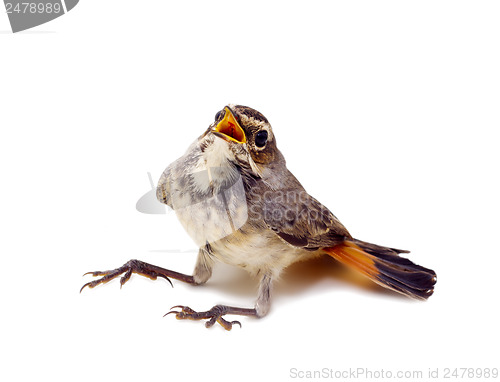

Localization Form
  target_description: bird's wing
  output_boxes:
[156,166,173,208]
[262,190,351,249]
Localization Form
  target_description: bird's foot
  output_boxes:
[80,259,196,292]
[165,305,257,331]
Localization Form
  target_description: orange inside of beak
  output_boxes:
[215,107,246,144]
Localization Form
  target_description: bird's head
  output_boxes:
[200,105,280,175]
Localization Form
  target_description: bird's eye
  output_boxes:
[255,130,268,148]
[215,110,224,121]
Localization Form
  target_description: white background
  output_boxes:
[1,1,499,381]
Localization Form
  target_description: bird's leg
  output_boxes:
[191,245,214,284]
[255,273,273,317]
[80,246,214,292]
[166,273,273,330]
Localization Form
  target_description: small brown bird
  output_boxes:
[81,105,437,330]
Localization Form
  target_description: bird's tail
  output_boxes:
[324,239,436,300]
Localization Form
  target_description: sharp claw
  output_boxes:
[157,274,174,288]
[83,271,108,277]
[80,282,91,293]
[231,320,242,328]
[170,305,196,314]
[164,311,180,317]
[170,305,185,310]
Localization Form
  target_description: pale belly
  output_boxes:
[209,225,321,277]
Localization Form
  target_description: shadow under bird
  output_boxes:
[81,104,437,330]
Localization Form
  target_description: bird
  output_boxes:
[81,104,437,330]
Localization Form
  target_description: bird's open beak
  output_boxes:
[214,107,246,144]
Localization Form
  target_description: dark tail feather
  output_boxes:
[324,239,436,300]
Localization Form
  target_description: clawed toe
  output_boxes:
[164,304,243,331]
[80,260,174,293]
[206,316,241,330]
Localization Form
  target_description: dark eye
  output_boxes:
[255,130,268,147]
[215,110,224,121]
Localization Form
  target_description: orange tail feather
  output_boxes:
[324,240,436,300]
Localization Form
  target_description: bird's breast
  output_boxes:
[169,141,248,247]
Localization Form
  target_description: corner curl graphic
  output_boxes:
[4,0,79,33]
